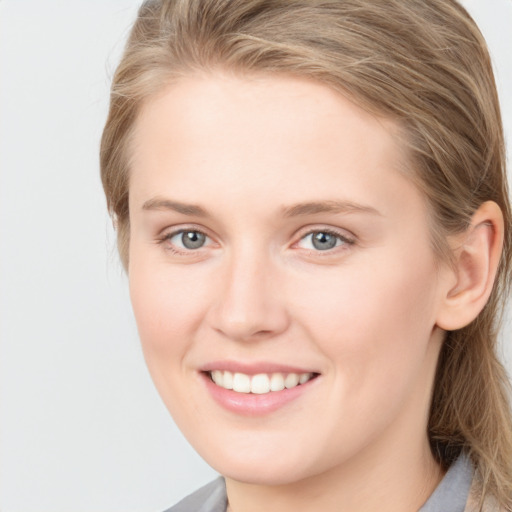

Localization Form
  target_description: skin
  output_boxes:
[127,72,458,512]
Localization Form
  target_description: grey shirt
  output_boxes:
[165,454,473,512]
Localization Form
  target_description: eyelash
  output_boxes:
[157,226,356,256]
[295,228,355,253]
[157,227,212,256]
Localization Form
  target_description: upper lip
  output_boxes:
[198,360,320,375]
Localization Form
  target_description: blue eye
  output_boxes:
[298,231,350,251]
[168,230,208,250]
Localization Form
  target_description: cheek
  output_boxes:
[127,257,213,424]
[284,259,441,454]
[128,256,209,359]
[288,251,440,381]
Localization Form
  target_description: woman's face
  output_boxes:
[128,73,451,485]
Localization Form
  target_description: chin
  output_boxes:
[195,435,326,486]
[215,459,313,486]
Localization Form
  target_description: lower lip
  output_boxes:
[201,372,318,416]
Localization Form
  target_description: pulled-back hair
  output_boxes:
[100,0,512,507]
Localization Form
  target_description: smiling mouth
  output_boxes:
[207,370,318,395]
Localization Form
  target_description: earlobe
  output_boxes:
[436,201,504,331]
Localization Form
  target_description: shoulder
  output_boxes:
[162,477,227,512]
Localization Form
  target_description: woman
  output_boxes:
[100,0,512,510]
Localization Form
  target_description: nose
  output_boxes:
[206,248,290,342]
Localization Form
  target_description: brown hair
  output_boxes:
[100,0,512,507]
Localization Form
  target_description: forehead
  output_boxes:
[129,72,423,220]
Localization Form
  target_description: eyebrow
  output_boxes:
[142,197,208,217]
[282,200,381,217]
[141,197,381,218]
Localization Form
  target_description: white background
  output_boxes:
[0,1,510,511]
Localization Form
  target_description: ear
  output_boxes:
[436,201,504,331]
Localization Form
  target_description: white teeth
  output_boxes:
[223,370,233,390]
[270,373,285,391]
[251,374,270,394]
[209,370,314,394]
[299,372,311,384]
[233,372,251,393]
[284,373,299,389]
[211,370,223,387]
